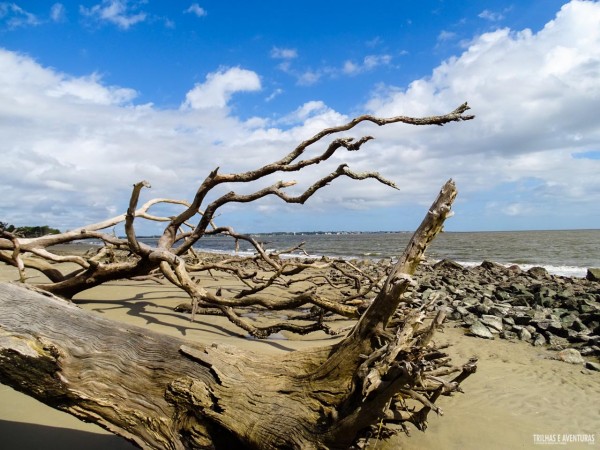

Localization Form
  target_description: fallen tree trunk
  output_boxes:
[0,181,476,449]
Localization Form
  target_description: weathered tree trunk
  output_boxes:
[0,181,476,449]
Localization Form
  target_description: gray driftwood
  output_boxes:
[0,104,474,338]
[0,181,476,449]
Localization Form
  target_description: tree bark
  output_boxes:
[0,181,476,449]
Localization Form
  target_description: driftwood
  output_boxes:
[0,104,474,337]
[0,180,477,449]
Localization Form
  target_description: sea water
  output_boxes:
[177,229,600,278]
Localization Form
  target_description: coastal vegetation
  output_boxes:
[0,222,60,238]
[0,105,482,449]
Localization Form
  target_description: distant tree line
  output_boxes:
[0,222,61,238]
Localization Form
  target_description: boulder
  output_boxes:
[500,330,518,340]
[469,320,494,339]
[480,260,507,272]
[585,361,600,371]
[513,314,532,326]
[518,327,532,342]
[586,268,600,282]
[489,305,510,317]
[571,318,590,334]
[548,322,569,338]
[433,259,465,272]
[555,348,585,364]
[532,333,547,347]
[528,266,549,278]
[481,314,503,332]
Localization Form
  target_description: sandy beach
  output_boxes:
[0,261,598,450]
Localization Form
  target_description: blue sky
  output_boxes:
[1,1,599,234]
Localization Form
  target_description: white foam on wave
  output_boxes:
[193,248,591,279]
[453,260,587,278]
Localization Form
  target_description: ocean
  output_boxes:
[172,229,600,278]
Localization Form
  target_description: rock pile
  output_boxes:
[408,259,600,367]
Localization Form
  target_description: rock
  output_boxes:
[585,361,600,371]
[455,306,470,317]
[579,303,596,314]
[571,318,590,334]
[548,322,569,338]
[546,334,569,349]
[480,260,507,272]
[502,316,515,327]
[557,288,575,301]
[560,313,578,328]
[518,327,532,342]
[433,259,465,272]
[446,284,466,296]
[528,266,549,278]
[462,313,478,326]
[481,314,503,331]
[531,319,548,330]
[567,331,590,343]
[586,268,600,282]
[474,304,491,315]
[555,348,585,364]
[509,283,529,295]
[532,333,547,346]
[469,320,494,339]
[449,310,463,321]
[525,325,537,334]
[513,314,532,326]
[512,295,533,307]
[580,347,596,356]
[489,305,510,317]
[462,296,479,306]
[494,290,511,302]
[534,287,557,307]
[500,330,517,340]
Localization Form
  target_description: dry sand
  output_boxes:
[1,263,598,450]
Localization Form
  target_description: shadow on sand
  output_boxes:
[0,420,138,450]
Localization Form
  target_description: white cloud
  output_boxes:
[297,70,321,86]
[363,0,600,221]
[437,30,456,42]
[0,49,264,230]
[478,9,504,22]
[1,1,600,232]
[80,0,146,29]
[182,67,261,110]
[47,73,137,105]
[0,2,40,28]
[265,88,283,102]
[343,54,392,75]
[185,3,206,18]
[50,3,66,22]
[271,47,298,59]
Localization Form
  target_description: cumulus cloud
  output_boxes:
[0,49,265,231]
[182,67,261,110]
[80,0,147,29]
[363,0,600,225]
[1,1,600,232]
[184,3,206,18]
[47,73,137,105]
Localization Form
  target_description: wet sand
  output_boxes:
[0,264,598,449]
